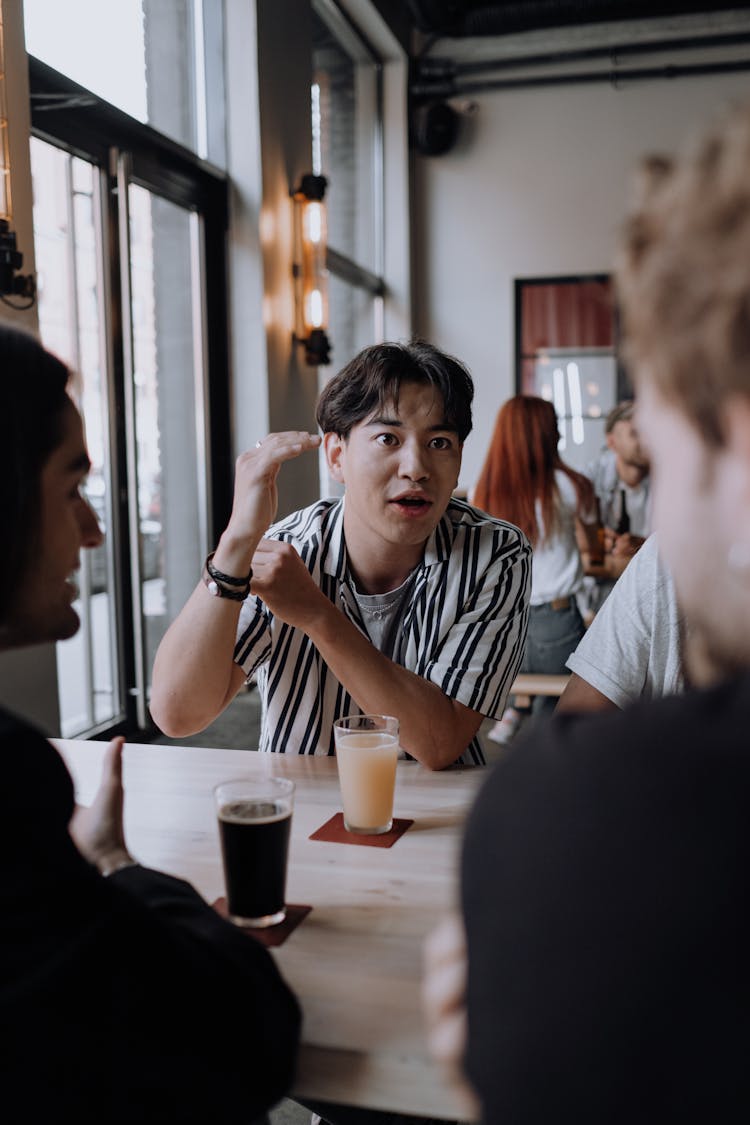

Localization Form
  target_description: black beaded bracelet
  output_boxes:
[202,551,252,601]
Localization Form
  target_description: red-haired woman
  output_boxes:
[474,395,602,741]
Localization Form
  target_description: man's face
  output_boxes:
[324,380,462,570]
[6,400,103,646]
[607,417,650,471]
[636,381,750,676]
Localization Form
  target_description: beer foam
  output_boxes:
[338,732,395,751]
[219,798,291,825]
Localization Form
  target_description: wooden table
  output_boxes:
[55,739,483,1121]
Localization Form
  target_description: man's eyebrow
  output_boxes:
[365,415,457,432]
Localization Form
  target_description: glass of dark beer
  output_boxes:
[214,776,295,928]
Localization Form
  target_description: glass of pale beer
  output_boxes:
[333,714,399,835]
[214,776,295,927]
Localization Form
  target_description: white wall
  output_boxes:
[412,69,750,495]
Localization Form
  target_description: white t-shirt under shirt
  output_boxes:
[531,471,597,606]
[566,533,685,707]
[351,571,417,657]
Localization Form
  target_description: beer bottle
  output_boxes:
[614,487,630,535]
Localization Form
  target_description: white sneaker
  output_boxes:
[488,708,521,745]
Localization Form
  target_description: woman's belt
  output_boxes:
[530,595,575,612]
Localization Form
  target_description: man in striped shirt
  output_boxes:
[151,341,530,767]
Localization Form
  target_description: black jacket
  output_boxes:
[0,709,301,1123]
[463,675,750,1123]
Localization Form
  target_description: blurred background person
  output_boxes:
[473,395,601,743]
[581,398,651,617]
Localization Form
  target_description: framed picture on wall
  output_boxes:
[514,274,632,472]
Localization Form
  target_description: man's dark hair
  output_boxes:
[316,340,474,441]
[0,325,71,621]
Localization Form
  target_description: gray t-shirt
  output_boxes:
[566,533,685,708]
[351,571,417,658]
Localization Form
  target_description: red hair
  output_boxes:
[474,395,595,546]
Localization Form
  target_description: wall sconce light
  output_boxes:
[292,173,331,366]
[0,10,35,306]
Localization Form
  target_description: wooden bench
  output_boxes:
[510,673,570,708]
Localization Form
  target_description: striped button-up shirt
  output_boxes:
[234,497,530,764]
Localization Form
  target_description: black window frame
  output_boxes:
[29,55,233,738]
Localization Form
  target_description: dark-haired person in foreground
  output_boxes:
[0,323,300,1123]
[427,103,750,1122]
[151,341,530,768]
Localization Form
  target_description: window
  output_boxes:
[515,275,629,472]
[31,141,121,735]
[24,0,225,163]
[28,51,230,738]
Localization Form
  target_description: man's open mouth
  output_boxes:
[391,495,432,512]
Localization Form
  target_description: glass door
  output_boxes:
[27,14,231,739]
[31,138,122,736]
[120,169,209,726]
[31,135,215,737]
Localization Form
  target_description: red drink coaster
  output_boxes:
[309,812,414,847]
[212,899,312,946]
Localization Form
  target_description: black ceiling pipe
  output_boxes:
[410,27,750,99]
[407,0,750,38]
[431,29,750,78]
[407,1,482,37]
[413,55,750,101]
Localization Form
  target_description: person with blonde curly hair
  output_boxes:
[426,101,750,1124]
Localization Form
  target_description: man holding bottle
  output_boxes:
[582,398,651,615]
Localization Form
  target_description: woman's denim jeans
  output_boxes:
[520,599,586,716]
